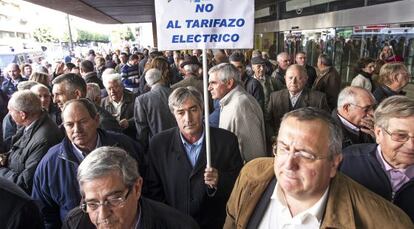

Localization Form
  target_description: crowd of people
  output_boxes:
[0,45,413,228]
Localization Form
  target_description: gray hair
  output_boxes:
[30,84,50,95]
[145,68,162,87]
[77,146,140,193]
[183,64,199,75]
[102,73,122,89]
[61,98,98,122]
[208,63,241,84]
[17,80,39,91]
[280,107,343,159]
[8,90,42,117]
[169,86,203,113]
[318,54,333,67]
[86,83,101,102]
[374,95,414,129]
[337,86,374,108]
[277,52,289,62]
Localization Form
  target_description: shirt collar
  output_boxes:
[180,130,205,147]
[289,90,303,99]
[337,113,360,133]
[376,145,414,178]
[273,182,329,223]
[71,133,101,160]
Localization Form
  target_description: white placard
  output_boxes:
[155,0,254,51]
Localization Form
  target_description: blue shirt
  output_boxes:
[180,131,205,167]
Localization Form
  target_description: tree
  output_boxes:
[33,27,58,43]
[76,29,109,43]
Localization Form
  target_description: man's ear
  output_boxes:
[74,89,83,99]
[227,79,236,89]
[19,111,27,121]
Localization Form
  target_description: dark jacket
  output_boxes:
[267,88,329,134]
[0,177,44,229]
[270,67,286,91]
[134,85,177,152]
[373,85,402,104]
[0,112,63,193]
[305,64,317,88]
[31,129,145,229]
[62,197,200,229]
[312,66,341,111]
[244,75,265,111]
[340,143,414,222]
[96,105,123,132]
[83,72,104,89]
[146,127,243,229]
[2,113,17,151]
[331,110,375,148]
[101,89,136,138]
[1,76,27,98]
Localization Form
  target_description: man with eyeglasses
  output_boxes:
[333,86,376,148]
[62,146,199,229]
[224,107,413,228]
[340,96,414,222]
[32,99,145,229]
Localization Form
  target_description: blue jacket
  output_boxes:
[340,143,414,222]
[1,76,27,98]
[31,129,145,229]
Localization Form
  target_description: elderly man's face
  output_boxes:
[106,81,124,103]
[346,92,375,127]
[173,97,203,140]
[252,64,265,78]
[278,55,291,70]
[275,117,341,201]
[395,70,410,91]
[8,65,21,80]
[52,83,77,110]
[375,116,414,168]
[285,67,307,95]
[208,72,232,100]
[7,105,24,126]
[62,102,99,152]
[295,53,307,66]
[82,171,142,229]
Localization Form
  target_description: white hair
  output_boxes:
[102,73,122,88]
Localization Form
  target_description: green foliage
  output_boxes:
[33,27,59,43]
[76,29,109,43]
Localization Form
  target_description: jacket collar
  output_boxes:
[58,128,118,164]
[220,85,243,108]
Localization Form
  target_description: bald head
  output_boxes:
[7,63,21,80]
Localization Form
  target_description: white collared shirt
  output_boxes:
[258,182,329,229]
[72,134,101,161]
[337,113,360,133]
[110,97,124,121]
[289,90,303,107]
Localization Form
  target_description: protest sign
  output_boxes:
[155,0,254,50]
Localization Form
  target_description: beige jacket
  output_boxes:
[224,158,414,229]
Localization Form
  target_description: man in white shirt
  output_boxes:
[224,107,413,229]
[267,64,329,137]
[333,86,376,148]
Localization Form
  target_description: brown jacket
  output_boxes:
[224,158,413,229]
[312,66,341,111]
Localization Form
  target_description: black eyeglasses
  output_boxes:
[80,187,132,213]
[382,128,414,142]
[273,143,328,163]
[350,103,376,113]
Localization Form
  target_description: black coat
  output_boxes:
[0,112,63,193]
[340,143,414,222]
[101,89,137,138]
[145,127,243,229]
[331,110,375,148]
[62,197,200,229]
[0,177,43,229]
